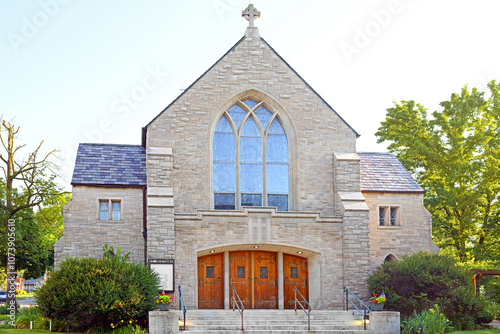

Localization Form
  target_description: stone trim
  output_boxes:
[334,153,360,161]
[174,208,342,223]
[147,147,173,155]
[148,187,174,196]
[148,197,174,208]
[338,192,365,201]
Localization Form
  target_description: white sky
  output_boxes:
[1,0,499,190]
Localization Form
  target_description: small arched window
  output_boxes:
[384,254,397,263]
[213,98,289,211]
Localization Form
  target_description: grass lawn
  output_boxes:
[0,330,62,334]
[16,293,35,300]
[0,314,11,321]
[450,330,500,334]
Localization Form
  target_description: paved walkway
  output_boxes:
[491,319,500,329]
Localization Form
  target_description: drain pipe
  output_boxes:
[143,185,148,266]
[141,126,148,266]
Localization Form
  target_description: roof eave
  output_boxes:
[361,189,426,194]
[71,183,146,189]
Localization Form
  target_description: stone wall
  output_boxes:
[173,208,345,309]
[364,192,438,271]
[55,186,145,266]
[146,147,175,259]
[145,33,358,217]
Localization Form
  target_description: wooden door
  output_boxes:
[229,251,278,309]
[229,251,251,309]
[198,253,224,309]
[283,254,308,309]
[253,251,278,309]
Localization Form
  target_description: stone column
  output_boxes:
[334,153,371,301]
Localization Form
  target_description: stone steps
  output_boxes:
[179,309,369,333]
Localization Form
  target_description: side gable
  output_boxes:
[358,152,424,193]
[71,143,146,187]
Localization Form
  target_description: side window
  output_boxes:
[112,201,121,220]
[379,206,400,226]
[100,200,109,220]
[99,200,122,221]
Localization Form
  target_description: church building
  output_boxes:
[55,5,437,310]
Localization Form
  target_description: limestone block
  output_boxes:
[370,311,400,334]
[149,310,178,334]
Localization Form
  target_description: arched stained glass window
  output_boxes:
[213,98,289,211]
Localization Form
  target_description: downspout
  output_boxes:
[142,126,148,266]
[143,185,147,266]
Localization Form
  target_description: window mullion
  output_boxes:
[236,129,241,210]
[263,131,267,206]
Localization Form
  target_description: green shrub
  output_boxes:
[15,307,39,329]
[0,304,8,314]
[486,302,500,320]
[87,324,148,334]
[401,309,426,334]
[36,245,159,331]
[369,252,487,330]
[485,278,500,303]
[401,305,454,334]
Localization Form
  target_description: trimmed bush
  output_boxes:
[36,246,159,331]
[368,252,488,330]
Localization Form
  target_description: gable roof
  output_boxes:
[71,143,146,187]
[358,152,424,193]
[144,35,359,139]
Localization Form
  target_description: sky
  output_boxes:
[1,0,499,190]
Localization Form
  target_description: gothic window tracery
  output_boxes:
[213,98,289,211]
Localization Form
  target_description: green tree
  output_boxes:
[0,206,50,279]
[376,81,500,263]
[0,120,62,310]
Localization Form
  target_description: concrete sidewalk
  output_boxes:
[491,319,500,329]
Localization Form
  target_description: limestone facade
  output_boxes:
[55,25,437,310]
[55,186,145,264]
[364,192,438,271]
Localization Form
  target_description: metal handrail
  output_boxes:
[231,285,244,331]
[293,286,311,331]
[179,285,187,331]
[343,286,370,330]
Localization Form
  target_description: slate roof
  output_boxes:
[71,143,146,187]
[358,152,424,193]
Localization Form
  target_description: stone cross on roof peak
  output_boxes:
[242,4,260,27]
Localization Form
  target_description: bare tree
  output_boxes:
[0,120,59,313]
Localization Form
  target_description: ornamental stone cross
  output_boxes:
[242,4,261,27]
